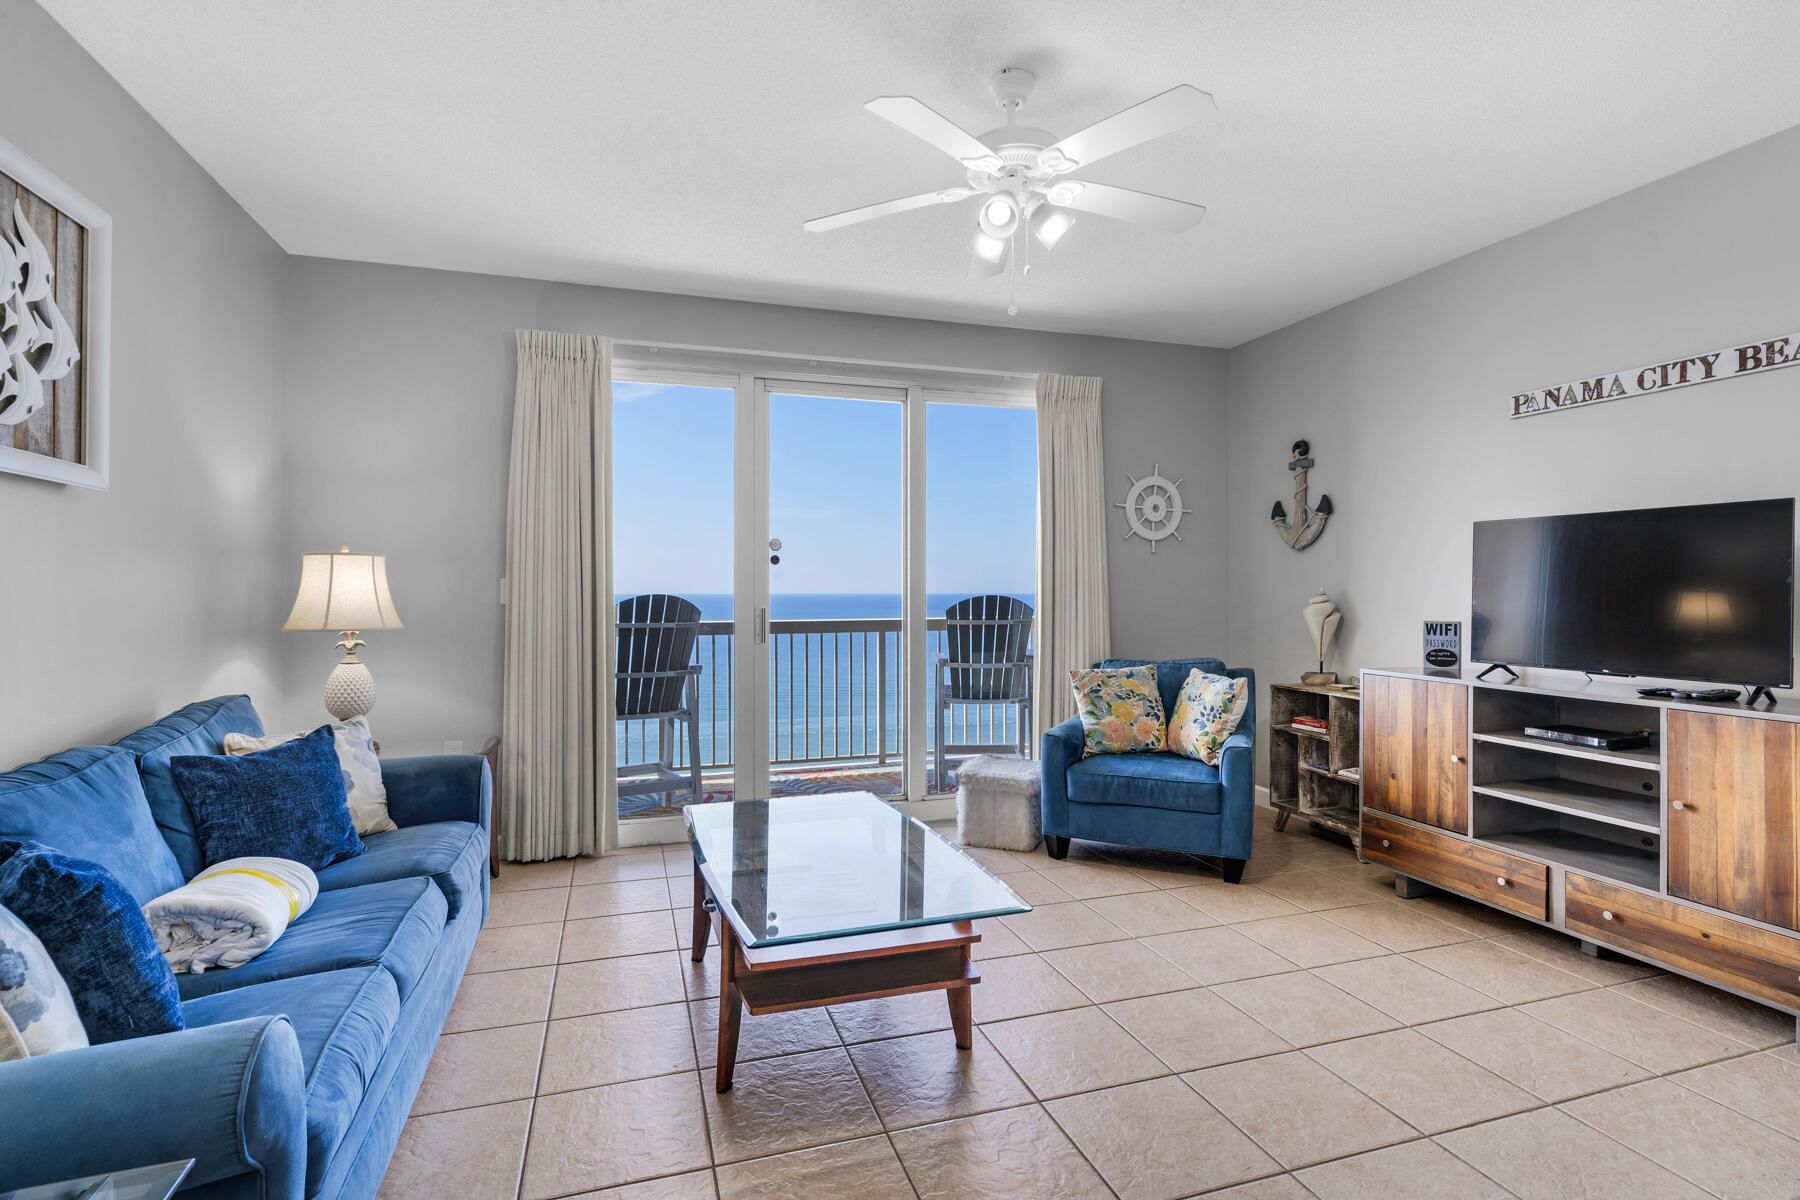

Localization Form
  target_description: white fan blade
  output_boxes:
[803,189,966,233]
[1058,182,1206,232]
[1044,85,1215,170]
[865,96,995,164]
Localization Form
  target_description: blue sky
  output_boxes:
[612,382,1036,595]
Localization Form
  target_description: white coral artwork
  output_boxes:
[0,199,80,427]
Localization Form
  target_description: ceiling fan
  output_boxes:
[804,68,1214,282]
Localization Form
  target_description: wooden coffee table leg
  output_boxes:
[947,986,972,1049]
[690,860,710,963]
[947,944,973,1049]
[715,922,744,1092]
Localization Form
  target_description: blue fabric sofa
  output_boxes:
[1041,658,1256,882]
[0,696,491,1200]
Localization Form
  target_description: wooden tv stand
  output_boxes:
[1361,667,1800,1042]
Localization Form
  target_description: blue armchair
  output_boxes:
[1041,658,1256,883]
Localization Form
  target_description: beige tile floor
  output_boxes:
[379,809,1800,1200]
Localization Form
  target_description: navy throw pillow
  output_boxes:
[170,725,365,871]
[0,841,185,1044]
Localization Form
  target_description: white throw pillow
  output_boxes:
[0,902,91,1058]
[224,716,398,835]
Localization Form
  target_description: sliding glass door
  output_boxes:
[763,384,907,800]
[923,399,1039,795]
[609,365,1032,847]
[610,376,735,843]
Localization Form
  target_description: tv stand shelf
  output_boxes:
[1361,667,1800,1041]
[1471,729,1660,771]
[1471,778,1661,834]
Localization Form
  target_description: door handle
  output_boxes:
[755,607,767,645]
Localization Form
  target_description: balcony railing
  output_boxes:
[616,617,1031,773]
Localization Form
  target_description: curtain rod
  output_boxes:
[609,337,1038,391]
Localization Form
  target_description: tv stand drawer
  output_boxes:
[1363,811,1548,920]
[1565,873,1800,1011]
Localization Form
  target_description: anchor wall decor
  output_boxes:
[1270,439,1332,550]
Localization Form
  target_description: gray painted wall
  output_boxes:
[277,260,1228,754]
[1225,124,1800,781]
[0,0,288,767]
[276,264,542,752]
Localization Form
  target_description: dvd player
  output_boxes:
[1522,724,1651,751]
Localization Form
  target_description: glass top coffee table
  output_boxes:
[3,1161,193,1200]
[686,792,1030,1091]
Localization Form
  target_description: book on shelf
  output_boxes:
[1336,766,1361,780]
[1290,716,1329,730]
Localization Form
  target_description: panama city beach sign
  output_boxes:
[1510,330,1800,418]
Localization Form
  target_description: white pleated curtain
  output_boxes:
[1033,372,1111,731]
[501,330,613,861]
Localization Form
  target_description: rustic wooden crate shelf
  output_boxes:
[1268,682,1362,848]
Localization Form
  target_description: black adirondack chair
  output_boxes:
[615,594,705,808]
[934,594,1035,789]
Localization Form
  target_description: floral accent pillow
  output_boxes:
[1168,669,1250,765]
[1070,666,1168,756]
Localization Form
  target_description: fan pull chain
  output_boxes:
[1008,227,1025,317]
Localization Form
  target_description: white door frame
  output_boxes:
[902,384,928,807]
[735,372,771,806]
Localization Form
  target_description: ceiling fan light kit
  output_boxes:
[805,68,1214,309]
[978,193,1021,239]
[1030,203,1077,249]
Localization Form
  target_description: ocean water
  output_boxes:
[615,592,1034,770]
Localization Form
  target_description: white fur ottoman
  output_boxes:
[956,754,1042,852]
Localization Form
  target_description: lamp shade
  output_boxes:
[283,549,404,632]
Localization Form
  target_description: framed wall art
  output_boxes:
[0,134,110,490]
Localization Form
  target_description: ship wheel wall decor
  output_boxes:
[1115,465,1191,554]
[1271,439,1332,550]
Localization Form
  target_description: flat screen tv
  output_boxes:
[1471,498,1796,687]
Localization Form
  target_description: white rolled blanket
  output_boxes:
[143,857,319,975]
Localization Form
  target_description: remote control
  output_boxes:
[1636,686,1740,702]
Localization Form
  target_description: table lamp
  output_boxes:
[284,547,404,720]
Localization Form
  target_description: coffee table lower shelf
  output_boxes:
[692,861,981,1091]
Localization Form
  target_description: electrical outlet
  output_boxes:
[444,739,464,755]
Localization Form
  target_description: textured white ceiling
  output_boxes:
[38,0,1800,347]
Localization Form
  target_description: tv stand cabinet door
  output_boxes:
[1364,674,1469,833]
[1668,709,1800,933]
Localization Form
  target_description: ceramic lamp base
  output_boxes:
[1301,671,1338,685]
[324,659,376,721]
